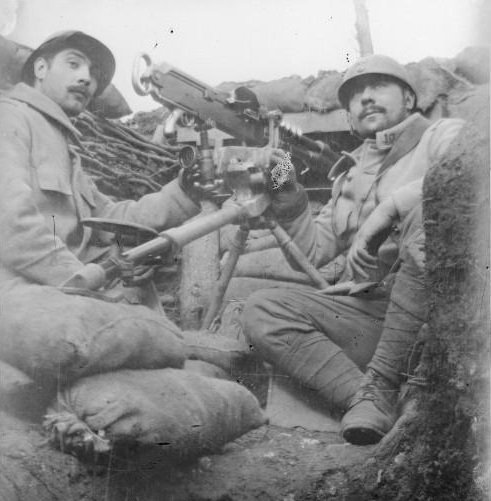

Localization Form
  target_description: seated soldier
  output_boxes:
[242,54,464,444]
[0,31,203,385]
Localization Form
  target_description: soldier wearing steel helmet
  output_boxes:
[243,54,464,444]
[0,32,202,383]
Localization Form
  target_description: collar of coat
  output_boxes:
[7,83,83,142]
[372,112,426,150]
[328,113,431,180]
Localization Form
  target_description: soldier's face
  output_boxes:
[347,76,415,138]
[33,49,99,116]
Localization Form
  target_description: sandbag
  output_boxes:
[454,46,490,85]
[0,36,31,91]
[305,71,344,112]
[0,284,186,385]
[45,368,267,458]
[406,57,472,112]
[252,76,307,113]
[87,83,132,118]
[182,359,230,380]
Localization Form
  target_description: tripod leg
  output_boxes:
[202,225,250,330]
[268,221,329,289]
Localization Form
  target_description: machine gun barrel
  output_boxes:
[65,196,271,291]
[279,121,340,166]
[124,202,249,264]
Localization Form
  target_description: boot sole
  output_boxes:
[342,425,385,445]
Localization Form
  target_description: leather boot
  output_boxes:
[341,367,399,445]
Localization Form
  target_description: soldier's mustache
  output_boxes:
[360,106,385,119]
[68,85,90,98]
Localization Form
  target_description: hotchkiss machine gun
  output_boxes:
[68,53,345,328]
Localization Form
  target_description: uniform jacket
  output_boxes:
[281,112,464,281]
[0,83,200,290]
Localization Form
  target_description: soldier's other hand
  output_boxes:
[178,164,219,202]
[178,164,202,201]
[345,233,380,281]
[61,263,106,290]
[346,199,399,280]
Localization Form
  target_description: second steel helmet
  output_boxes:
[21,31,116,97]
[338,54,416,109]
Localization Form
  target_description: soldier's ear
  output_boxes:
[33,57,48,80]
[404,89,416,112]
[347,112,355,135]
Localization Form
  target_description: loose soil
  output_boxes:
[1,409,376,501]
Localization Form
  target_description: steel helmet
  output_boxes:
[21,31,115,97]
[338,54,416,110]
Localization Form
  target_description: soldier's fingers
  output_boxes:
[356,248,379,268]
[349,260,369,280]
[270,154,284,165]
[271,148,286,157]
[350,252,378,276]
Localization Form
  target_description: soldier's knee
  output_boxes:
[242,288,281,346]
[242,290,268,333]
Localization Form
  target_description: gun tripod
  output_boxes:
[202,209,329,330]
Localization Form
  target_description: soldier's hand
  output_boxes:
[61,263,107,290]
[266,148,307,221]
[346,199,398,280]
[178,164,220,203]
[345,233,379,281]
[178,164,202,201]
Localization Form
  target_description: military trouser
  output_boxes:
[242,206,427,411]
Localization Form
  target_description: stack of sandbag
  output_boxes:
[215,48,487,117]
[44,367,266,458]
[1,283,266,459]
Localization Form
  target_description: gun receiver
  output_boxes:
[132,53,340,169]
[132,53,265,145]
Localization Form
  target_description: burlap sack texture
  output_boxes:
[0,285,186,386]
[216,47,489,114]
[45,367,266,458]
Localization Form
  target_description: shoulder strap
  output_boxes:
[327,151,357,181]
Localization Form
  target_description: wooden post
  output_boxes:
[353,0,374,56]
[179,200,220,330]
